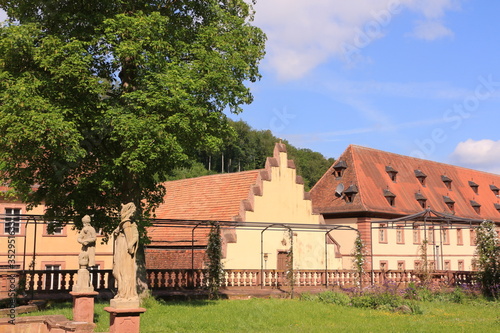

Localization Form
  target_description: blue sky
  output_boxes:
[2,1,500,173]
[240,0,500,174]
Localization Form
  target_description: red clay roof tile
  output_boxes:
[311,145,500,221]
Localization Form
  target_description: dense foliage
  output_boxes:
[206,222,224,299]
[0,0,266,232]
[169,120,335,190]
[475,221,500,298]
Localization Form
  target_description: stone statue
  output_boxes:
[78,215,97,267]
[111,202,139,308]
[73,215,97,293]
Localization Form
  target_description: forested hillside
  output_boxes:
[168,120,335,190]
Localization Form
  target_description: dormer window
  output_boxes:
[441,175,452,190]
[469,181,479,194]
[384,189,396,206]
[490,184,500,196]
[333,160,347,178]
[415,192,427,209]
[470,200,481,214]
[343,184,358,203]
[385,166,398,182]
[495,203,500,213]
[443,196,455,213]
[414,170,427,186]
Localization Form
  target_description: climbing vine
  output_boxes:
[352,232,366,288]
[206,222,224,299]
[417,238,432,285]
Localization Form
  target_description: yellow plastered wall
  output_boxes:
[0,200,113,271]
[371,222,477,271]
[323,217,359,269]
[224,150,342,270]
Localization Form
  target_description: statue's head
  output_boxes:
[121,202,136,220]
[82,215,91,225]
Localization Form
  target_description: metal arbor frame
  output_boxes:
[370,208,493,272]
[148,218,357,288]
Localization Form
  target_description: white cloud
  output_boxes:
[450,139,500,174]
[0,9,7,22]
[410,20,454,40]
[252,0,461,80]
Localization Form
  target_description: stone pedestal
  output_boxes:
[70,291,98,324]
[104,307,146,333]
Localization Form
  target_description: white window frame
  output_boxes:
[4,208,21,235]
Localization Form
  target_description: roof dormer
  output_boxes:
[415,192,427,209]
[332,160,347,178]
[490,184,500,196]
[470,200,481,214]
[443,196,455,213]
[441,175,452,190]
[344,184,358,203]
[414,169,427,186]
[384,189,396,206]
[494,203,500,213]
[469,181,479,194]
[385,166,398,182]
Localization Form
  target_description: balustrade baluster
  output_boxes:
[238,271,244,287]
[99,271,105,289]
[245,271,250,287]
[60,272,67,290]
[166,271,172,288]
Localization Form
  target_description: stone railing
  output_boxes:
[2,269,476,295]
[21,269,114,293]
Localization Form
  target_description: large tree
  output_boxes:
[0,1,266,232]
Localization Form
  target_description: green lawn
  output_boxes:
[20,297,500,332]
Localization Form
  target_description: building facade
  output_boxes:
[146,143,347,271]
[311,145,500,272]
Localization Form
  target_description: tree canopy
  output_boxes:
[0,0,266,232]
[169,119,335,190]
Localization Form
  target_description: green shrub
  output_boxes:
[317,291,351,306]
[351,295,377,309]
[448,287,466,304]
[299,292,318,302]
[403,301,424,315]
[415,287,434,302]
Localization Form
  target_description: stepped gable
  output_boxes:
[311,145,500,221]
[149,142,310,246]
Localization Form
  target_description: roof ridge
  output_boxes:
[166,169,264,183]
[350,145,499,176]
[348,146,370,212]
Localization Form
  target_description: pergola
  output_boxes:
[147,218,358,286]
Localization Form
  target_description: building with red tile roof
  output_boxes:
[146,143,341,271]
[311,145,500,272]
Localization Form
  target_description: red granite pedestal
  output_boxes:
[70,291,98,324]
[104,307,146,333]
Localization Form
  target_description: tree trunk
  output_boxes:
[135,244,150,300]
